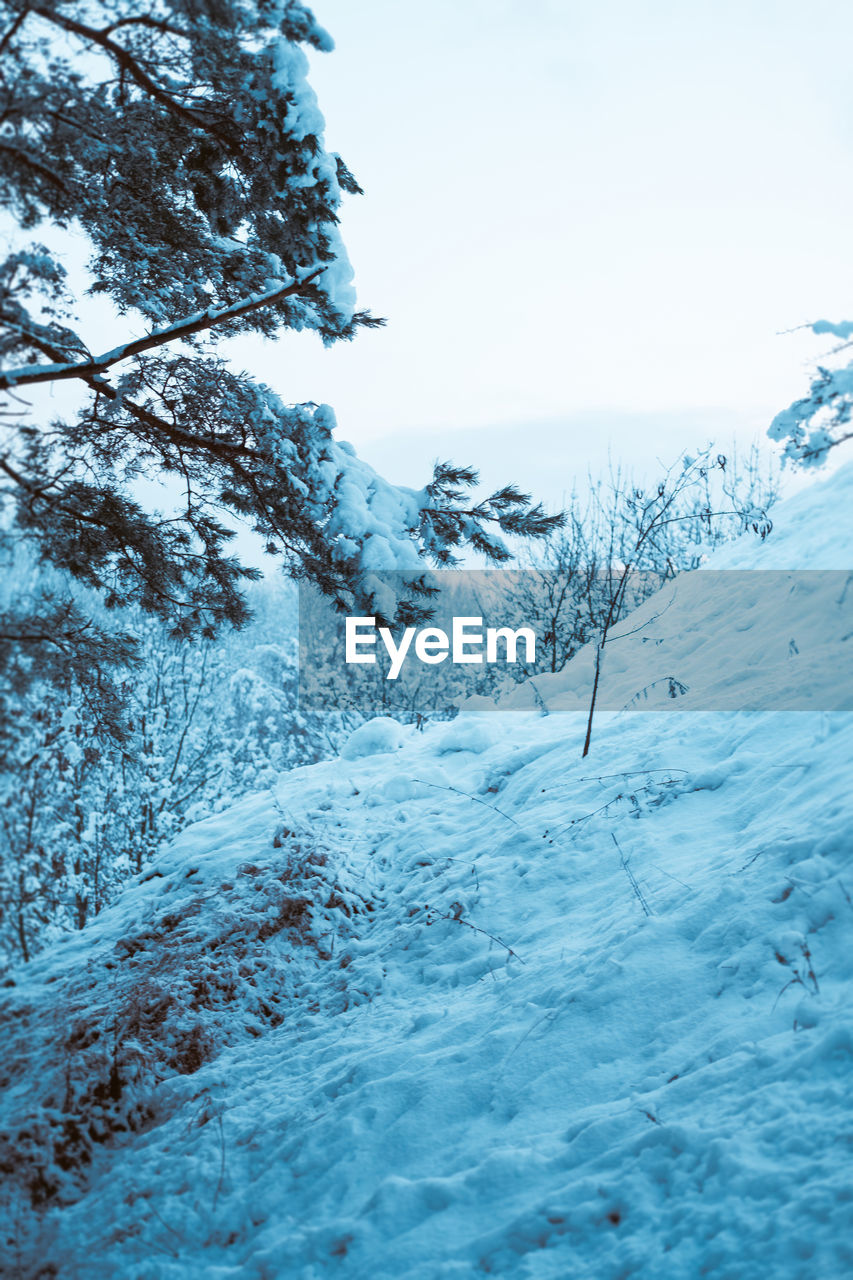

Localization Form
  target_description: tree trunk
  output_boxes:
[582,640,604,758]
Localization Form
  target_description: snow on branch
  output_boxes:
[769,319,853,466]
[0,269,326,392]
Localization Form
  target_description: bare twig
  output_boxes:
[212,1112,227,1211]
[550,778,680,840]
[429,909,526,964]
[612,833,651,917]
[608,593,676,642]
[413,777,557,849]
[412,779,521,829]
[649,863,693,892]
[618,676,689,714]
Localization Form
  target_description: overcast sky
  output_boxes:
[229,0,853,504]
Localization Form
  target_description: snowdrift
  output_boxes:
[1,463,852,1279]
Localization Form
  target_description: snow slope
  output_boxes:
[2,464,852,1279]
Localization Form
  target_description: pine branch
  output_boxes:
[0,268,326,391]
[33,7,217,137]
[0,8,27,57]
[0,142,69,192]
[102,16,190,39]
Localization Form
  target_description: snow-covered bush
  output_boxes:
[0,567,343,967]
[769,320,853,465]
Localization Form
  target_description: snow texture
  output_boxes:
[1,463,852,1278]
[340,716,408,760]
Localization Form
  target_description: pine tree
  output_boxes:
[0,0,562,673]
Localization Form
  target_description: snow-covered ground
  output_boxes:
[2,464,852,1279]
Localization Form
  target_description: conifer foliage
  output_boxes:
[0,0,561,646]
[768,320,853,466]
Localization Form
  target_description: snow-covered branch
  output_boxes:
[769,318,853,466]
[0,269,326,392]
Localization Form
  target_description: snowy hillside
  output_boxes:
[1,464,852,1279]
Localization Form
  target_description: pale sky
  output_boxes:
[229,0,853,504]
